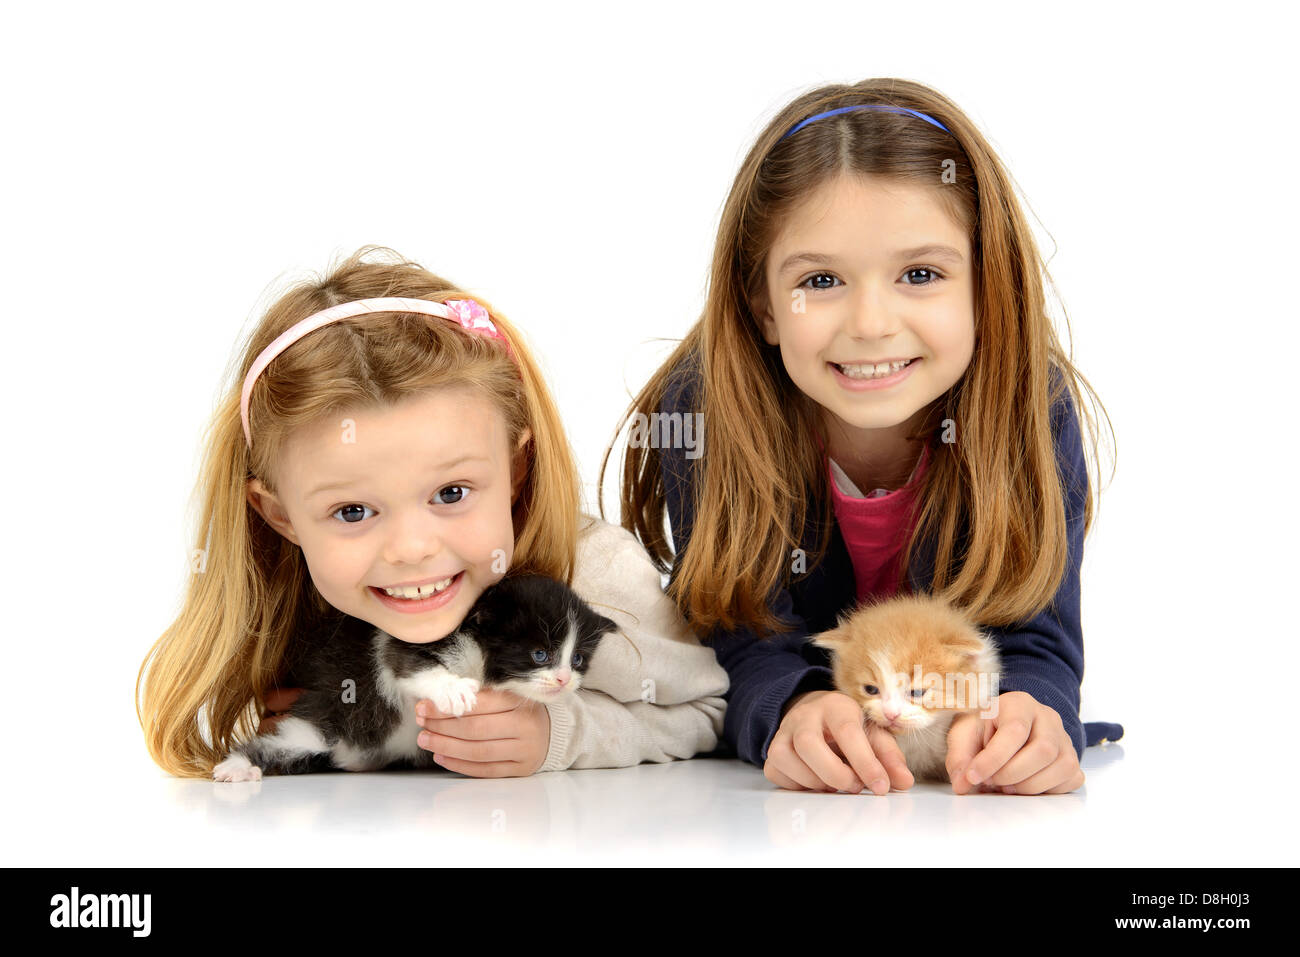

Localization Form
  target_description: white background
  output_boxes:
[2,0,1295,866]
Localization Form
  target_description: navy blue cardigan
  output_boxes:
[656,357,1124,767]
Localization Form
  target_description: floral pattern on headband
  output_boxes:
[447,298,499,336]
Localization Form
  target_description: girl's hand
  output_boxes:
[946,691,1084,795]
[416,688,551,777]
[258,686,304,734]
[765,689,914,794]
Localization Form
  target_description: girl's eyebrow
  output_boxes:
[777,243,965,274]
[894,243,964,264]
[305,454,491,498]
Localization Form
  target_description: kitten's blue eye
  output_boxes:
[332,504,375,524]
[909,688,926,699]
[572,652,584,668]
[863,684,879,695]
[531,649,549,665]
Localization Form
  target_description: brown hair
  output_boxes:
[137,246,582,777]
[601,77,1114,636]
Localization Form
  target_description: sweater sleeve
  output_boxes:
[536,517,730,772]
[657,367,833,768]
[701,598,835,768]
[981,382,1092,759]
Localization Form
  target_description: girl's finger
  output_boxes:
[1004,750,1080,795]
[418,730,519,763]
[985,727,1064,787]
[264,687,303,711]
[827,721,878,793]
[764,763,815,792]
[415,688,522,720]
[962,714,1032,787]
[945,713,985,793]
[418,711,521,739]
[864,724,913,791]
[1046,769,1086,794]
[793,727,871,793]
[766,739,831,791]
[430,753,526,778]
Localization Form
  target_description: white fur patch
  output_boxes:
[266,715,331,753]
[213,752,261,783]
[431,631,487,683]
[897,715,956,781]
[212,716,331,780]
[332,738,396,772]
[403,668,481,717]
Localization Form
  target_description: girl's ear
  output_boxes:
[754,291,780,346]
[246,477,301,546]
[510,427,533,502]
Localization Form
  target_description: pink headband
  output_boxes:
[240,296,513,448]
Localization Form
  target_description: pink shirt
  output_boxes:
[826,442,932,602]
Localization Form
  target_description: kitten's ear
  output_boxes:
[465,602,491,630]
[961,630,1000,674]
[809,626,847,651]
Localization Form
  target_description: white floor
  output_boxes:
[9,738,1289,866]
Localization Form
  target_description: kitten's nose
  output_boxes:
[882,706,900,721]
[555,669,571,685]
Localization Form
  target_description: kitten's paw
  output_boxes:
[428,675,481,717]
[213,753,263,782]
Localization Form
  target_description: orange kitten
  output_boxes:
[810,592,1001,783]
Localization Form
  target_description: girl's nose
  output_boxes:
[384,512,445,565]
[845,284,895,339]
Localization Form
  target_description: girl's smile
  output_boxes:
[369,570,466,614]
[828,356,922,391]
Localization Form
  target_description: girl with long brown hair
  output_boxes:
[604,78,1122,795]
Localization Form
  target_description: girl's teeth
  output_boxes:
[836,359,914,379]
[382,576,454,599]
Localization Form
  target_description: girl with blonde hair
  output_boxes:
[138,246,727,779]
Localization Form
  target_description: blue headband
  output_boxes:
[779,104,951,141]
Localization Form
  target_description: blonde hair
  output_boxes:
[602,77,1115,636]
[137,246,582,777]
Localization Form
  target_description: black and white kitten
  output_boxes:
[213,574,618,781]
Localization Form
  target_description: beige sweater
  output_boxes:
[537,514,730,772]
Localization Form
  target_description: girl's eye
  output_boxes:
[331,486,468,521]
[435,485,467,505]
[863,684,879,696]
[800,268,943,290]
[531,649,549,665]
[902,266,943,286]
[332,504,375,524]
[799,272,842,291]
